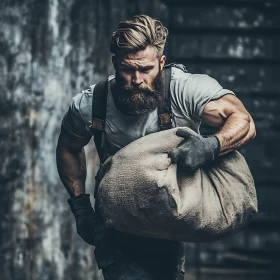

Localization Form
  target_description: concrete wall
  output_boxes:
[164,0,280,278]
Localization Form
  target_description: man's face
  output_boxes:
[112,46,166,116]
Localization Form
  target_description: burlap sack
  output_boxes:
[97,127,257,242]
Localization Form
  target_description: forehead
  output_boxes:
[117,46,158,66]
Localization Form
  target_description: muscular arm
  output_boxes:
[201,94,256,155]
[56,128,91,197]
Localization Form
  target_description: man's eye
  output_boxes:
[142,69,151,73]
[121,68,132,73]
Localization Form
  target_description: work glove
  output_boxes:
[68,193,104,245]
[68,194,123,269]
[169,129,220,173]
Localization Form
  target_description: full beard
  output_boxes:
[113,70,164,116]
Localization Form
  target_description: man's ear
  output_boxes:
[159,55,166,70]
[112,56,116,71]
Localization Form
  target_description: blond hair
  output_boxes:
[110,15,168,57]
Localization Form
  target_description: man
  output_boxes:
[56,15,256,279]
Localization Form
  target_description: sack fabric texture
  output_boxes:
[96,127,257,242]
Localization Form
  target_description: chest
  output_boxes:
[104,92,160,155]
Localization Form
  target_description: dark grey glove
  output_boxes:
[68,194,104,245]
[169,129,220,173]
[68,194,123,269]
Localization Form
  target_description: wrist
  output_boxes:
[212,135,220,156]
[68,193,93,212]
[73,190,86,197]
[204,136,220,159]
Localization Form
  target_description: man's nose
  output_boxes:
[132,71,143,86]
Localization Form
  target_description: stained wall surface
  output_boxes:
[0,0,279,279]
[164,0,280,279]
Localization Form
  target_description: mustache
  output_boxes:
[112,69,164,116]
[122,84,156,94]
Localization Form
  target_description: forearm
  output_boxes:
[56,144,87,197]
[216,112,256,155]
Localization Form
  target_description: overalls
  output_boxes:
[91,64,188,279]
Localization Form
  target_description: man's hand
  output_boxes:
[169,129,220,173]
[68,194,102,245]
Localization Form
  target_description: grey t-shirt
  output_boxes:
[62,67,234,156]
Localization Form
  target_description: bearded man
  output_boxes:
[56,15,256,280]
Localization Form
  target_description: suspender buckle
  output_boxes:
[92,118,105,131]
[159,112,173,130]
[159,112,172,125]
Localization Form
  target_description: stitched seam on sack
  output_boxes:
[157,157,180,217]
[206,170,229,225]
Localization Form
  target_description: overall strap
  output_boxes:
[158,65,172,131]
[158,63,188,131]
[91,80,108,164]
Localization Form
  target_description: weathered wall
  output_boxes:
[0,0,167,279]
[1,0,279,279]
[0,0,106,279]
[164,0,280,278]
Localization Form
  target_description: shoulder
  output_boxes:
[170,67,231,102]
[171,67,221,90]
[170,66,234,119]
[72,75,115,120]
[70,86,94,122]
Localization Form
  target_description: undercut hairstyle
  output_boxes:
[110,15,168,57]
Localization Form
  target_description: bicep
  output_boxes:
[201,94,251,127]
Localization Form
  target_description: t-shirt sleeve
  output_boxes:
[171,73,235,120]
[61,87,94,138]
